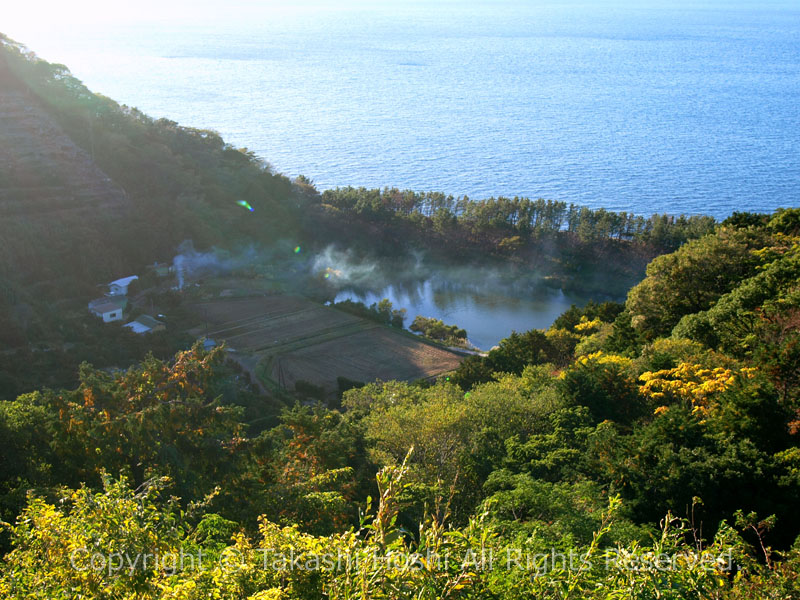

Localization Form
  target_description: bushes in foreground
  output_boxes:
[3,467,799,599]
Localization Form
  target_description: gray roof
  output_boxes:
[89,297,126,314]
[132,314,164,329]
[124,314,165,334]
[125,321,150,334]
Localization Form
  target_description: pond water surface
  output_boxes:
[334,278,600,350]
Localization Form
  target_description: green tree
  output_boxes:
[559,354,645,426]
[626,228,770,338]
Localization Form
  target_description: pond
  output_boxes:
[333,277,601,351]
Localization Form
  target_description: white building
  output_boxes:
[88,298,127,323]
[108,275,138,296]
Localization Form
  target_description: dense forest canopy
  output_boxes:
[1,210,799,598]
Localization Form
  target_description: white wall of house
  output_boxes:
[101,309,123,323]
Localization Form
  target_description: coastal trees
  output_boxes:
[625,228,771,339]
[331,298,406,328]
[318,187,716,254]
[409,316,468,346]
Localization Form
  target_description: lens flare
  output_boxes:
[320,267,342,280]
[294,246,301,254]
[236,200,254,212]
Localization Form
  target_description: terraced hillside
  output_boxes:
[186,296,463,392]
[0,35,307,347]
[0,49,132,298]
[0,88,127,219]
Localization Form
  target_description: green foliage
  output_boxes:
[603,308,647,356]
[321,187,715,252]
[572,322,613,356]
[601,402,794,538]
[559,354,646,426]
[409,315,468,346]
[552,300,625,332]
[0,345,251,521]
[673,246,800,356]
[768,208,800,236]
[450,329,561,388]
[633,337,711,373]
[483,474,647,546]
[447,354,495,389]
[626,228,772,339]
[331,298,406,328]
[241,404,365,536]
[754,304,800,407]
[0,476,185,599]
[2,471,790,600]
[721,210,770,230]
[344,374,565,520]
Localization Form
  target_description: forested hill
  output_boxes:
[308,186,720,296]
[1,209,799,598]
[0,34,307,307]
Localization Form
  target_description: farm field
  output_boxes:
[186,295,463,392]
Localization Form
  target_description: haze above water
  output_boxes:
[9,0,799,219]
[333,281,593,350]
[7,1,799,345]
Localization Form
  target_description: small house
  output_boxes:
[124,314,166,335]
[108,275,138,296]
[88,297,127,323]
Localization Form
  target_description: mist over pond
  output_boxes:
[333,277,598,350]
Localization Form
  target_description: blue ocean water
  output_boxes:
[8,1,799,219]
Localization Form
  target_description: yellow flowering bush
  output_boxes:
[575,351,633,370]
[574,316,604,334]
[639,362,757,416]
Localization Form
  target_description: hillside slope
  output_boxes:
[0,81,127,218]
[0,34,309,344]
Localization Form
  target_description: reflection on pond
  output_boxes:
[333,276,600,350]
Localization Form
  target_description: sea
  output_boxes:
[6,0,799,220]
[6,1,800,347]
